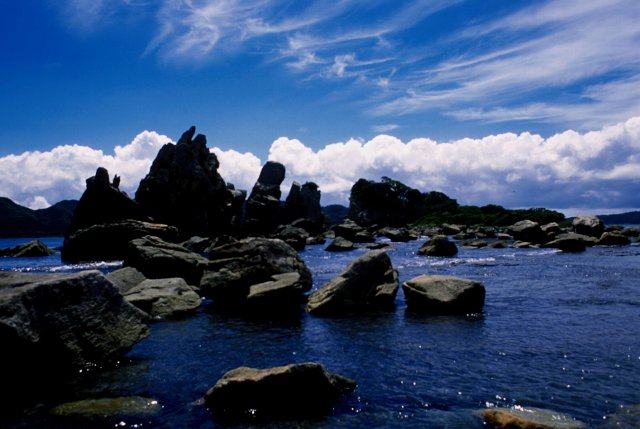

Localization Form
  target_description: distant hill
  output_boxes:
[597,211,640,225]
[322,204,349,225]
[0,197,78,238]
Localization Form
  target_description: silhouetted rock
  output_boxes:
[61,220,179,262]
[135,126,232,238]
[66,167,148,237]
[281,181,324,233]
[0,270,149,371]
[332,220,365,241]
[418,235,458,257]
[0,240,55,257]
[307,250,398,316]
[572,215,605,238]
[204,363,356,421]
[201,237,311,308]
[124,235,210,286]
[402,275,485,314]
[244,161,286,234]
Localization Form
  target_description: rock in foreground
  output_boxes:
[482,406,585,429]
[0,270,149,369]
[402,275,485,314]
[204,363,356,421]
[307,250,398,316]
[124,278,201,319]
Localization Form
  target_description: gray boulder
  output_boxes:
[507,220,546,244]
[0,240,55,257]
[135,126,233,238]
[246,272,307,310]
[572,215,605,237]
[418,235,458,257]
[402,275,485,314]
[61,219,179,262]
[204,363,356,421]
[273,225,308,251]
[201,238,311,307]
[325,236,356,252]
[0,270,149,369]
[123,235,210,286]
[307,250,398,316]
[124,278,201,319]
[107,267,147,294]
[597,231,631,246]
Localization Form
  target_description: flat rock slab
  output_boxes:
[402,275,485,314]
[124,277,201,319]
[205,362,356,421]
[482,406,585,429]
[51,397,161,418]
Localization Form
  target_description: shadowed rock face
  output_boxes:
[244,161,286,234]
[204,362,356,421]
[66,167,148,237]
[281,181,324,232]
[135,126,232,238]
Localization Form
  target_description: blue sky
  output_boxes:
[1,0,639,214]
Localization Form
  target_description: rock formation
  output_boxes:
[244,161,286,234]
[507,220,546,244]
[402,275,485,314]
[204,363,356,421]
[280,181,324,233]
[123,278,201,319]
[417,235,458,257]
[0,270,149,370]
[0,240,55,257]
[66,167,148,236]
[307,250,399,315]
[572,215,605,238]
[135,126,232,238]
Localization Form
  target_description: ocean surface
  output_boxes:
[1,236,639,428]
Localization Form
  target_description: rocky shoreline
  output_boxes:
[1,127,638,426]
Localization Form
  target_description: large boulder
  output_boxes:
[272,225,308,251]
[244,161,286,234]
[246,272,307,310]
[307,250,399,316]
[61,220,179,262]
[123,278,201,319]
[544,234,587,252]
[66,167,148,236]
[135,126,232,238]
[0,240,55,257]
[507,220,546,244]
[204,363,356,421]
[123,235,210,286]
[402,275,485,314]
[0,270,149,369]
[482,406,585,429]
[417,235,458,257]
[572,215,604,238]
[200,238,312,307]
[280,181,324,233]
[106,267,147,294]
[332,220,366,241]
[597,231,631,246]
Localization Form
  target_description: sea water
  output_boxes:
[1,237,639,428]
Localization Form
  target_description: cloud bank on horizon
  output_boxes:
[1,117,638,215]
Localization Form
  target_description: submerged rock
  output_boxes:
[418,235,458,257]
[307,250,399,316]
[204,363,356,421]
[481,406,585,429]
[0,240,55,257]
[124,278,201,319]
[0,270,149,369]
[51,396,161,418]
[402,275,485,314]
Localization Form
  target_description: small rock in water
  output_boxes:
[481,405,585,429]
[402,275,485,314]
[50,396,161,418]
[0,240,55,257]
